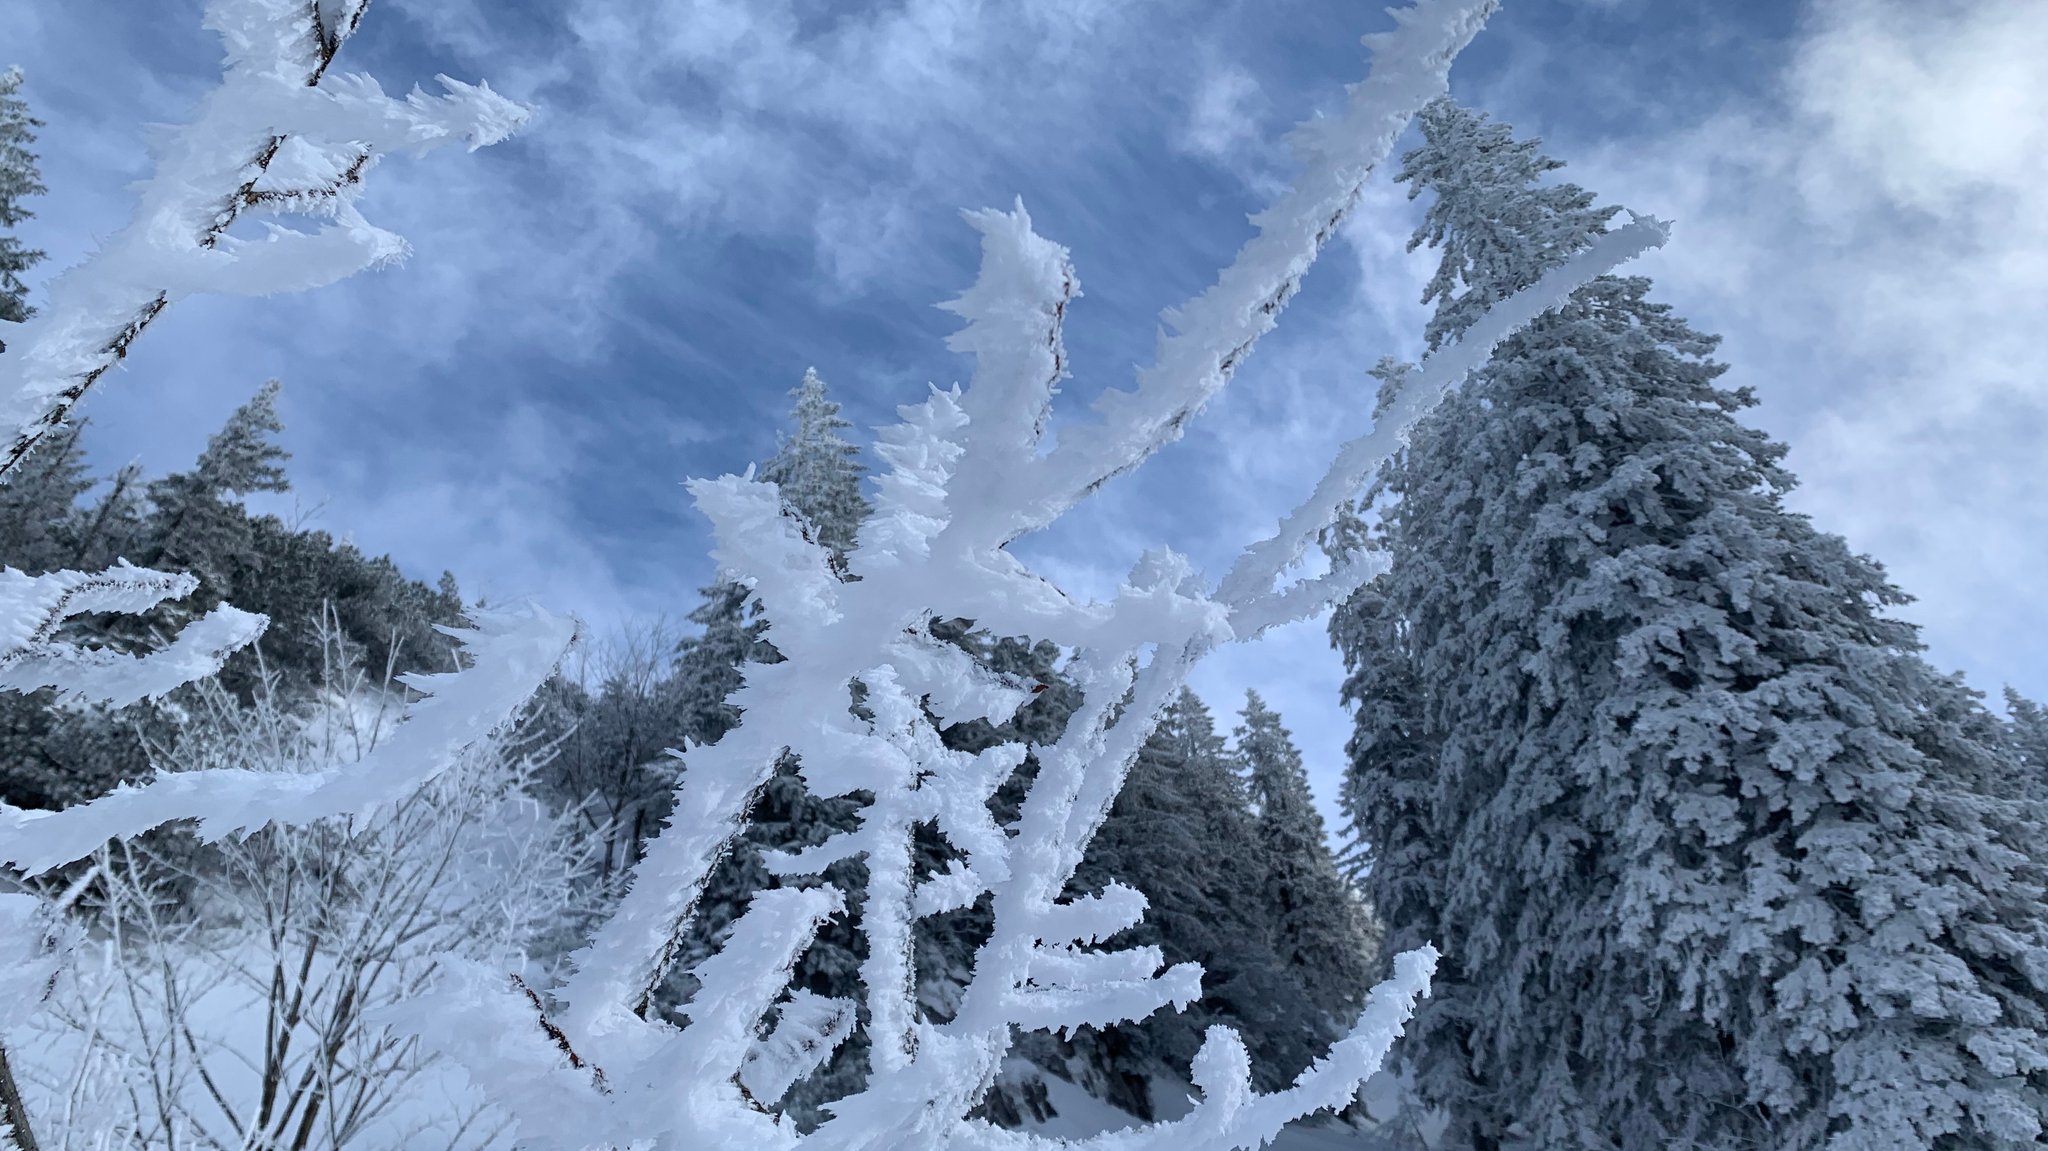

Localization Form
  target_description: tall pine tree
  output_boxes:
[0,65,44,330]
[1333,99,2048,1150]
[1070,688,1315,1108]
[1234,690,1379,1036]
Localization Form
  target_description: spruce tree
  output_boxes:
[2004,688,2048,791]
[1333,98,2048,1150]
[1072,689,1314,1106]
[0,66,45,329]
[1234,690,1379,1034]
[140,379,290,592]
[759,367,870,563]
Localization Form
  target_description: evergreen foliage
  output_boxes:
[0,382,468,812]
[138,380,291,600]
[759,367,870,564]
[2004,688,2048,792]
[0,421,91,575]
[1333,98,2048,1150]
[1234,690,1379,1034]
[0,66,45,328]
[1071,689,1316,1105]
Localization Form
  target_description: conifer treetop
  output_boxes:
[0,65,47,327]
[759,367,871,562]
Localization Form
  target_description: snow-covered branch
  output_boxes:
[0,1,1678,1147]
[0,605,578,877]
[392,3,1686,1148]
[0,563,266,706]
[0,0,529,481]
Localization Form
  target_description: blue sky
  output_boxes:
[4,0,2044,833]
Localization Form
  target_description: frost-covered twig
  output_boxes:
[0,605,579,876]
[0,0,529,482]
[0,564,266,706]
[0,877,89,1151]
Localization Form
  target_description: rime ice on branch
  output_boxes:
[407,2,1666,1149]
[0,603,579,876]
[0,0,530,482]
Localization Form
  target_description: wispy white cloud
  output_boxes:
[1178,66,1265,164]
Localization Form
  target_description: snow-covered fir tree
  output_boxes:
[2004,688,2048,792]
[1332,98,2048,1150]
[0,66,43,329]
[760,367,870,564]
[671,367,870,744]
[1234,690,1379,1036]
